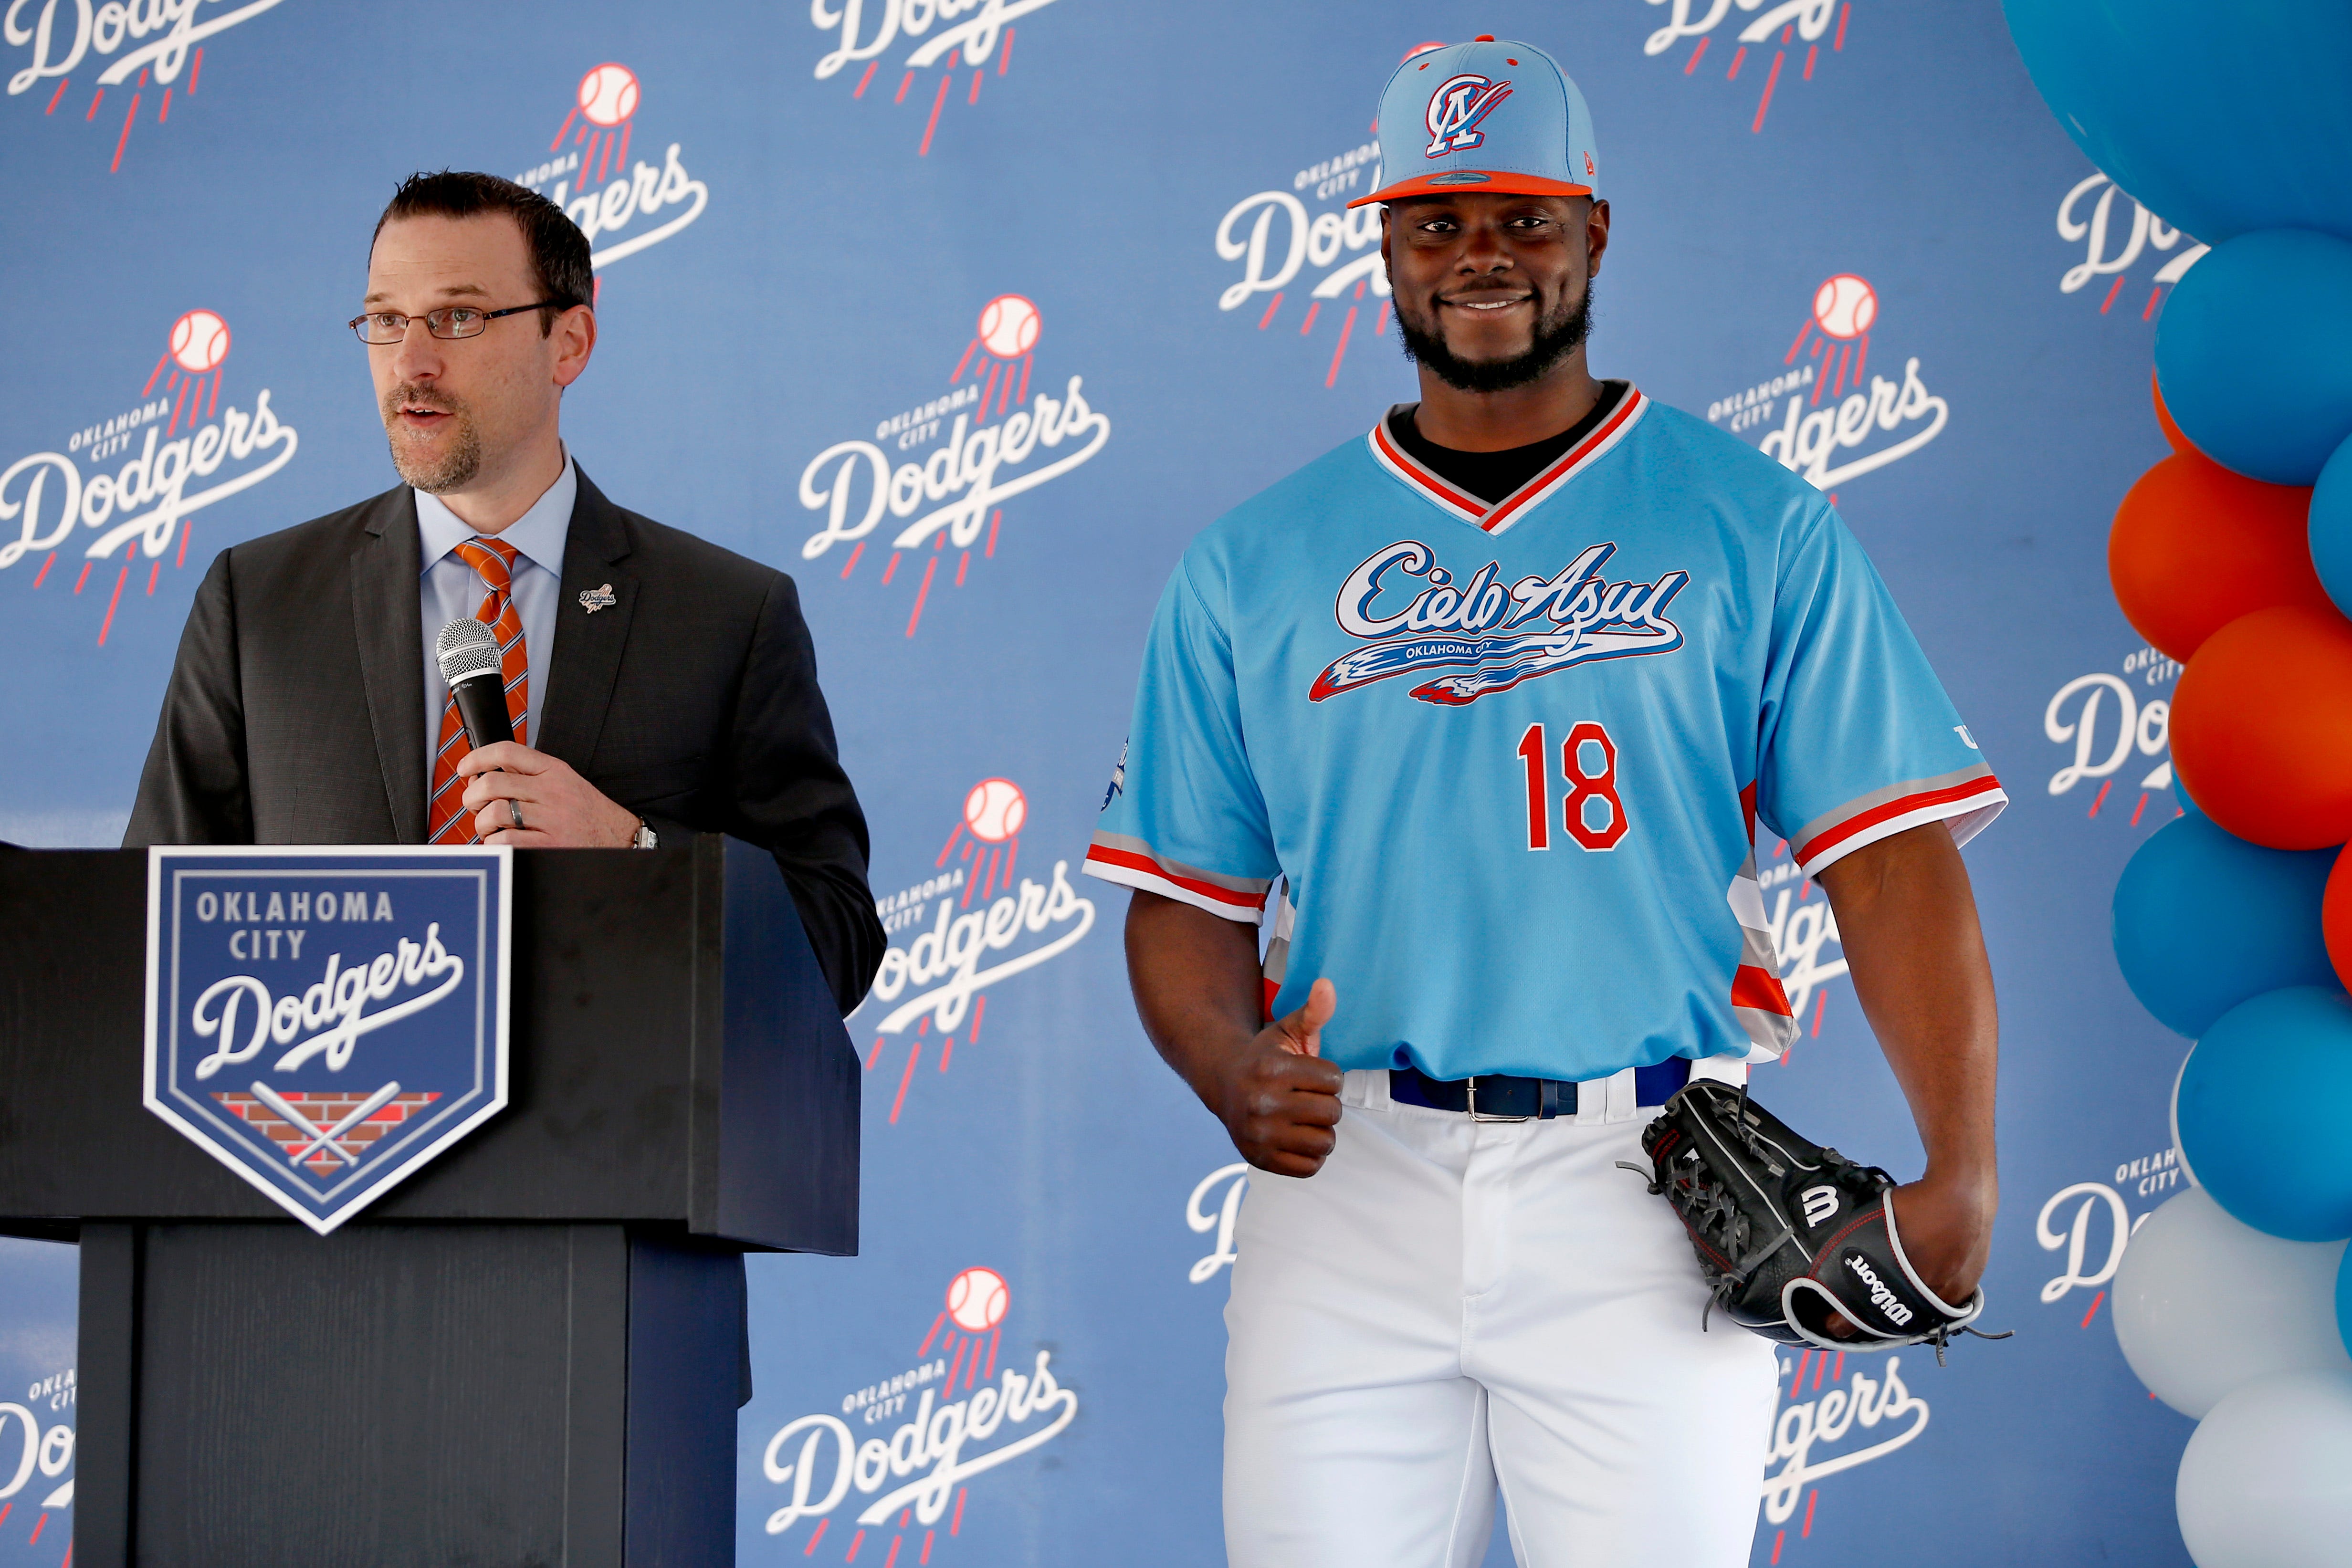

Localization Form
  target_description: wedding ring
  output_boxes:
[508,799,525,831]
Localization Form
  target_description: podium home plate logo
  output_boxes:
[143,847,512,1235]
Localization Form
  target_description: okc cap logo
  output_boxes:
[514,62,707,278]
[760,1265,1079,1554]
[6,0,284,171]
[0,308,299,645]
[856,778,1093,1124]
[142,847,512,1236]
[1424,73,1512,157]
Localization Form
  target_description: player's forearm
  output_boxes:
[1123,888,1269,1105]
[1815,823,1999,1193]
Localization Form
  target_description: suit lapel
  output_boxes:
[535,465,637,771]
[351,486,428,843]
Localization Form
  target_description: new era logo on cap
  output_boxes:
[1352,37,1599,209]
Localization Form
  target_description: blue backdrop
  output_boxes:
[0,2,2203,1563]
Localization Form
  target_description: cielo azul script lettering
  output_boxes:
[797,376,1110,560]
[1311,539,1688,706]
[761,1349,1078,1533]
[0,387,297,570]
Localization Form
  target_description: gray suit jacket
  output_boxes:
[125,466,885,1014]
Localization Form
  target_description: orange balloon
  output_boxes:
[2108,449,2326,661]
[2153,371,2192,454]
[2325,843,2352,992]
[2171,605,2352,849]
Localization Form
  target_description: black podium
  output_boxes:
[0,837,860,1567]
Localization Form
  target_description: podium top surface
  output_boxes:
[0,837,858,1253]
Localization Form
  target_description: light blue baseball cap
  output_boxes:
[1349,36,1598,209]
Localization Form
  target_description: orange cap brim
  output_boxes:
[1347,172,1594,209]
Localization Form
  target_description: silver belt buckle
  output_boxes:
[1465,1076,1531,1124]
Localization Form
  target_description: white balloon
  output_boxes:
[2177,1369,2352,1568]
[2113,1185,2349,1417]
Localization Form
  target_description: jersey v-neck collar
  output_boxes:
[1365,385,1649,536]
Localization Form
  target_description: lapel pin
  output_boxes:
[578,583,617,614]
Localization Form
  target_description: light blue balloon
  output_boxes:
[2179,987,2352,1242]
[2155,230,2352,485]
[2113,816,2334,1036]
[2001,1,2352,245]
[2309,432,2352,618]
[2340,1244,2352,1359]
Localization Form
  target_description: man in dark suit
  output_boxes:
[126,170,883,1014]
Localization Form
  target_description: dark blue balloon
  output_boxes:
[2113,814,2334,1036]
[2002,1,2352,245]
[2178,987,2352,1242]
[2310,432,2352,619]
[2155,230,2352,485]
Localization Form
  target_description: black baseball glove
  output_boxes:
[1620,1078,2007,1361]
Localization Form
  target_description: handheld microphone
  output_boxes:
[434,617,514,753]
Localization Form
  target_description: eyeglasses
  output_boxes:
[347,301,568,345]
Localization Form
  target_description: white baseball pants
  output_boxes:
[1222,1067,1777,1568]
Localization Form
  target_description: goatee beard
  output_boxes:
[1396,286,1594,394]
[382,385,483,493]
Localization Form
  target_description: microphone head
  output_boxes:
[435,617,503,687]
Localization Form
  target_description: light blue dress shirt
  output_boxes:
[416,456,575,772]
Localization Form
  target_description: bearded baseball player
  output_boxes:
[1082,36,2007,1568]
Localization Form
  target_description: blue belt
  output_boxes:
[1388,1057,1693,1121]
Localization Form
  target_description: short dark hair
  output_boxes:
[373,171,593,335]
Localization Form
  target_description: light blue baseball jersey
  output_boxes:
[1083,388,2005,1081]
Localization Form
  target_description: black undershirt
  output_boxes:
[1389,379,1630,505]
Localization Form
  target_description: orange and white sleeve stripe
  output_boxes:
[1789,763,2008,878]
[1082,831,1274,924]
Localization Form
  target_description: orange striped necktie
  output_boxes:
[426,537,530,844]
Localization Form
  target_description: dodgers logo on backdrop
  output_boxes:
[2043,646,2178,827]
[1310,539,1689,705]
[1638,0,1854,133]
[2035,1150,2174,1313]
[513,63,707,282]
[5,0,283,171]
[1759,1348,1931,1552]
[0,308,298,646]
[855,778,1093,1124]
[797,296,1110,636]
[2056,171,2206,321]
[1703,274,1947,495]
[0,1367,76,1526]
[1209,43,1452,388]
[760,1265,1078,1557]
[807,0,1059,154]
[143,847,511,1235]
[1423,73,1511,157]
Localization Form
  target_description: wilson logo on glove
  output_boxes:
[1843,1254,1915,1326]
[1619,1080,2011,1361]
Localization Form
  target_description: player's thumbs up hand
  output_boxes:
[1271,977,1337,1056]
[1223,978,1345,1179]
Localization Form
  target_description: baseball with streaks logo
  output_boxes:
[853,778,1093,1126]
[512,62,707,288]
[0,309,297,646]
[1703,275,1947,496]
[759,1265,1079,1560]
[796,295,1110,638]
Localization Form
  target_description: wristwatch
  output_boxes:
[630,817,658,850]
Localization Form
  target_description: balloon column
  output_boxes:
[2004,3,2352,1564]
